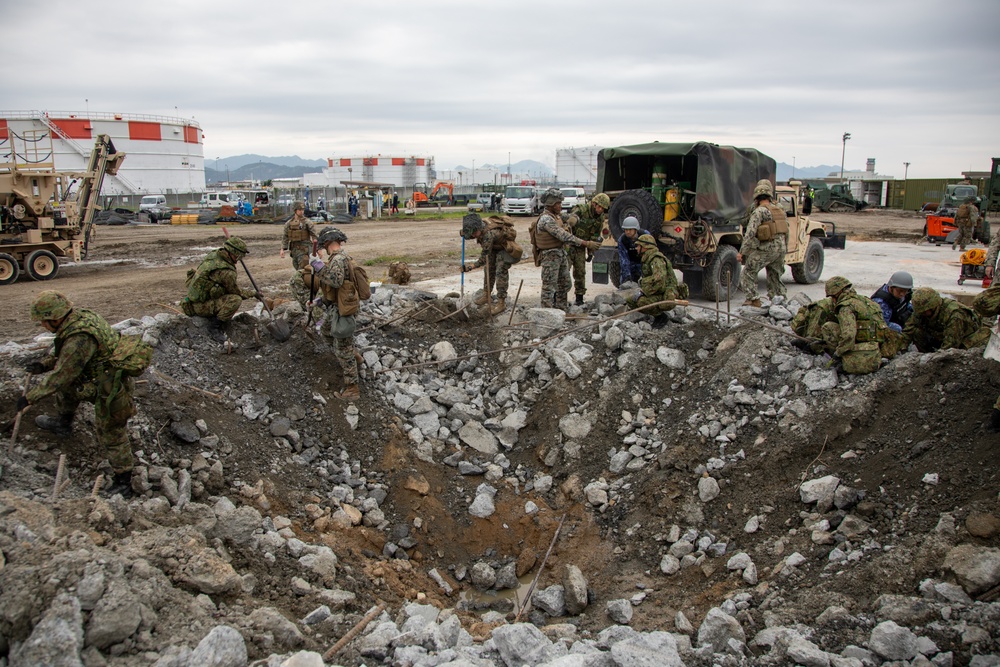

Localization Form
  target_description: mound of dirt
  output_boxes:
[1,286,998,666]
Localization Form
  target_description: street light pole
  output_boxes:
[792,156,796,179]
[840,132,851,183]
[903,162,910,180]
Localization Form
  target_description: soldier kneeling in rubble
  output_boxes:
[625,234,688,324]
[181,236,259,342]
[815,276,904,374]
[903,287,990,353]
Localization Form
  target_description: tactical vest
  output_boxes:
[871,285,912,327]
[531,213,564,250]
[485,221,516,250]
[288,218,310,242]
[186,250,236,303]
[838,294,885,344]
[756,204,789,242]
[955,204,970,223]
[55,308,119,377]
[571,202,604,240]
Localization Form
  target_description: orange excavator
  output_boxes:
[412,180,455,206]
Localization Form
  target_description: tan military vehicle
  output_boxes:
[0,131,125,284]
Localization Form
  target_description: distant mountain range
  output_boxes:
[452,160,555,177]
[776,163,845,181]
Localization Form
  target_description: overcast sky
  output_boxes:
[3,0,997,178]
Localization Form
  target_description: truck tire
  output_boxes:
[608,190,662,241]
[609,254,622,288]
[976,219,991,244]
[702,245,740,301]
[791,237,824,284]
[25,249,59,281]
[0,253,19,285]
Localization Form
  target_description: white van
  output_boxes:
[560,187,585,211]
[198,191,236,209]
[503,185,540,216]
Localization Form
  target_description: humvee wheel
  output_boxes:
[791,238,825,284]
[703,245,740,301]
[25,249,59,281]
[0,253,19,285]
[608,189,662,240]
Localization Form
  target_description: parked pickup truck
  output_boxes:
[138,194,172,223]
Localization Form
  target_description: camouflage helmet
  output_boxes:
[461,213,485,239]
[591,193,611,210]
[224,236,249,256]
[887,271,913,290]
[753,179,774,200]
[318,226,348,246]
[622,216,640,230]
[824,275,853,298]
[911,287,942,314]
[636,234,657,249]
[293,201,305,210]
[30,290,73,321]
[965,196,976,204]
[540,187,564,206]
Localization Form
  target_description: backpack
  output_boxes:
[489,220,522,262]
[337,260,371,317]
[110,334,153,377]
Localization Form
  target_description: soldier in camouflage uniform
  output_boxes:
[280,202,318,270]
[902,286,990,352]
[564,193,610,305]
[737,179,787,307]
[984,215,1000,281]
[17,291,136,496]
[532,188,602,310]
[181,237,258,341]
[972,278,1000,431]
[290,258,326,324]
[819,277,903,374]
[625,234,684,318]
[460,213,518,315]
[952,197,979,251]
[789,297,837,353]
[316,227,361,401]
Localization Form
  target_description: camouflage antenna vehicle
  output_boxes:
[591,142,829,300]
[0,130,124,284]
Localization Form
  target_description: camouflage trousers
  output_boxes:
[739,238,786,301]
[819,324,906,374]
[482,252,513,300]
[289,242,311,270]
[56,373,136,473]
[627,289,677,316]
[319,305,358,385]
[955,222,973,250]
[181,294,242,322]
[538,248,571,310]
[972,283,1000,318]
[566,246,589,297]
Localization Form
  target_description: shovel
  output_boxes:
[221,227,291,342]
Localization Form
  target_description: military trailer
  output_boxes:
[0,131,125,284]
[590,142,829,300]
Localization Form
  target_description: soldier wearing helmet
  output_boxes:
[903,286,990,353]
[459,213,519,315]
[181,236,259,341]
[530,188,602,310]
[624,235,686,320]
[737,178,788,307]
[870,271,914,332]
[315,227,362,401]
[280,201,318,269]
[816,276,902,374]
[563,192,611,306]
[952,196,980,252]
[20,290,139,496]
[617,215,651,285]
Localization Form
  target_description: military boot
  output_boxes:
[334,384,360,401]
[106,471,134,498]
[354,351,364,367]
[35,413,73,437]
[474,293,490,306]
[575,294,585,306]
[490,298,506,316]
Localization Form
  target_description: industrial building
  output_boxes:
[302,156,435,191]
[1,110,206,199]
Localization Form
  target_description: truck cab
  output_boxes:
[560,187,586,211]
[503,185,540,216]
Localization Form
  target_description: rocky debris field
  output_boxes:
[1,282,999,667]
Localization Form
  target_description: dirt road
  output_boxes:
[0,208,942,342]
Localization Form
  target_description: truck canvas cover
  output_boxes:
[596,142,776,223]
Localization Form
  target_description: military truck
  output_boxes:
[0,131,125,284]
[590,142,829,300]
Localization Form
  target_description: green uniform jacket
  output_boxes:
[638,248,678,301]
[903,298,989,351]
[568,202,605,243]
[27,308,119,404]
[830,292,886,356]
[185,250,253,303]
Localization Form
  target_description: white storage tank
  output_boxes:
[556,146,601,190]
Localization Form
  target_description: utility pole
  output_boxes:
[903,162,910,180]
[792,156,796,179]
[840,132,851,183]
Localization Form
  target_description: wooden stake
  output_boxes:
[51,454,67,501]
[515,513,567,622]
[7,372,31,454]
[507,279,524,326]
[322,602,386,662]
[151,370,223,399]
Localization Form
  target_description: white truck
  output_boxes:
[502,185,540,216]
[560,187,585,211]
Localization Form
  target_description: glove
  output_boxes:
[310,259,325,273]
[460,264,469,273]
[584,240,602,252]
[26,361,47,375]
[15,395,29,414]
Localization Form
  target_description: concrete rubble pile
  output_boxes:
[0,284,998,667]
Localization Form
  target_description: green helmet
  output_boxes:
[911,287,942,314]
[30,290,73,321]
[224,237,249,256]
[636,234,657,249]
[461,213,484,239]
[753,179,773,200]
[318,226,348,246]
[824,275,852,298]
[540,188,564,206]
[591,193,611,210]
